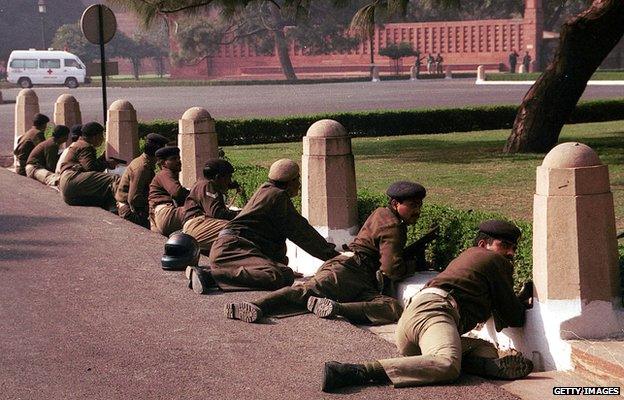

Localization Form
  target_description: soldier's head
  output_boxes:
[268,159,300,198]
[203,158,234,192]
[33,113,50,130]
[161,232,200,270]
[70,124,82,143]
[52,125,70,145]
[143,133,170,157]
[156,146,181,173]
[386,181,426,225]
[474,220,521,261]
[81,122,105,147]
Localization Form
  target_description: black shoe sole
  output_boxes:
[483,355,533,380]
[225,302,262,323]
[307,297,336,318]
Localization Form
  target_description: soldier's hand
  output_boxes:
[518,280,533,309]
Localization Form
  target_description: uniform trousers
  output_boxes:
[254,254,402,325]
[208,233,295,291]
[59,170,120,208]
[26,164,59,186]
[117,203,149,228]
[378,291,498,388]
[150,203,184,237]
[182,215,229,254]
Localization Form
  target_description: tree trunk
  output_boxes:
[269,4,297,81]
[132,58,140,80]
[504,0,624,154]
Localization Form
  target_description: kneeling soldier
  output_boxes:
[320,220,534,392]
[114,133,170,228]
[224,181,426,325]
[14,113,49,176]
[188,158,339,293]
[148,146,189,236]
[182,158,239,254]
[25,125,69,186]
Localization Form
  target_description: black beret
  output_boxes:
[386,181,427,201]
[82,122,104,137]
[478,220,521,244]
[146,133,170,146]
[155,146,180,159]
[203,158,234,177]
[52,125,70,139]
[33,113,50,126]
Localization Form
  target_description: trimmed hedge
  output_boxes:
[232,160,532,288]
[138,98,624,146]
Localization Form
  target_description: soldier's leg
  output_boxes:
[183,216,228,254]
[225,285,308,323]
[61,171,119,207]
[210,262,295,292]
[152,204,183,236]
[117,204,150,228]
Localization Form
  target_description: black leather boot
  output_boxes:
[322,361,368,392]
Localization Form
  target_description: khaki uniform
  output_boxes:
[59,139,119,208]
[25,137,60,186]
[148,168,189,236]
[14,127,45,176]
[253,207,408,325]
[378,247,526,387]
[208,182,339,291]
[114,154,156,228]
[182,179,237,253]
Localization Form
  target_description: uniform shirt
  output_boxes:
[148,168,189,212]
[183,179,238,222]
[224,182,339,264]
[425,246,526,334]
[59,139,106,173]
[55,144,75,174]
[348,207,409,280]
[26,137,60,172]
[114,153,156,213]
[14,127,45,173]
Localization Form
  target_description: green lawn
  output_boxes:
[487,70,624,81]
[223,120,624,229]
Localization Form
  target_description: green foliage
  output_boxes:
[137,98,624,145]
[355,190,533,288]
[378,42,416,60]
[52,24,100,64]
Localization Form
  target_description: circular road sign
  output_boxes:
[81,4,117,45]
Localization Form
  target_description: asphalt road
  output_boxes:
[1,78,623,156]
[0,168,521,399]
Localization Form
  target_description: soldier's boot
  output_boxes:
[185,266,217,295]
[224,302,263,323]
[307,296,339,318]
[463,354,533,380]
[322,362,368,392]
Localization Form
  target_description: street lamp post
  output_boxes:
[38,0,47,49]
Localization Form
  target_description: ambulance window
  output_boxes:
[40,59,61,69]
[24,59,38,68]
[10,59,25,68]
[65,59,82,68]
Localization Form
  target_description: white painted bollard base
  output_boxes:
[286,226,358,276]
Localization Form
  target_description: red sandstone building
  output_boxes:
[167,0,543,79]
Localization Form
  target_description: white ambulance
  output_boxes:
[7,49,87,89]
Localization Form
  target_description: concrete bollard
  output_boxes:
[371,66,380,82]
[476,65,485,82]
[178,107,218,188]
[106,99,139,165]
[54,94,82,146]
[445,66,452,79]
[14,89,40,169]
[410,66,418,81]
[14,89,40,149]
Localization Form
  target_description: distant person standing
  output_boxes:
[435,53,444,74]
[508,49,519,73]
[522,51,532,73]
[414,50,421,78]
[426,54,435,74]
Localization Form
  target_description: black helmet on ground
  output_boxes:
[161,232,200,271]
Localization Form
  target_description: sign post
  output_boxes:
[81,4,116,125]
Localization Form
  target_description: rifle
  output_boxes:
[402,224,439,271]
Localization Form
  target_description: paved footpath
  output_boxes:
[0,168,520,400]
